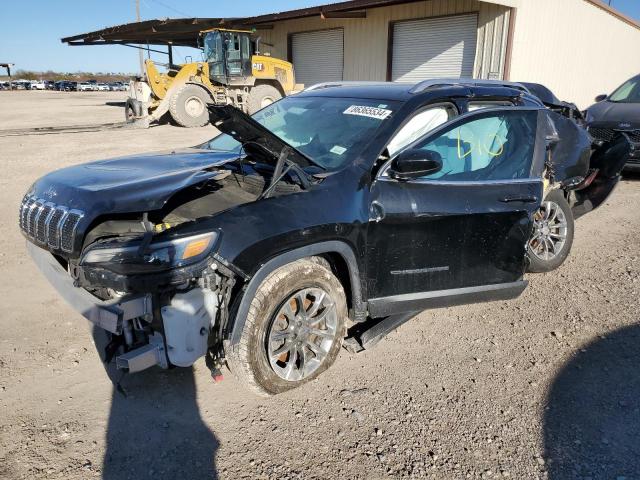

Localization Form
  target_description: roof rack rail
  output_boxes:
[304,81,390,91]
[408,78,530,94]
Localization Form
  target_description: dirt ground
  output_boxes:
[0,91,639,480]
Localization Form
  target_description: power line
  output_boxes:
[148,0,192,17]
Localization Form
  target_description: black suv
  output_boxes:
[21,80,627,395]
[586,74,640,172]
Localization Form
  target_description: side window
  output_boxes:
[467,100,514,111]
[387,106,455,157]
[413,110,537,181]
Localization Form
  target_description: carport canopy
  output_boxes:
[61,0,521,48]
[61,18,243,48]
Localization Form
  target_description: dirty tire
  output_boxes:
[247,84,282,114]
[169,84,211,128]
[526,189,574,273]
[226,258,347,396]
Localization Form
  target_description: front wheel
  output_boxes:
[226,258,347,396]
[526,189,574,273]
[246,84,282,114]
[169,84,211,128]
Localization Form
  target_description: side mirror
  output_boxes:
[595,94,607,102]
[389,149,443,181]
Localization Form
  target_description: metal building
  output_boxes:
[246,0,640,108]
[63,0,640,108]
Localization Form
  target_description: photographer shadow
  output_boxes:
[93,328,219,480]
[543,324,640,478]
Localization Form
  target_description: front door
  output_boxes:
[367,108,545,317]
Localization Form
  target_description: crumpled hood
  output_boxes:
[28,148,239,214]
[22,147,241,256]
[586,100,640,128]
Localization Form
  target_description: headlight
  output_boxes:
[81,232,217,274]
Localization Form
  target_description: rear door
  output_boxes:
[367,108,545,317]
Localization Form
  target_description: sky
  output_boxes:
[1,0,640,74]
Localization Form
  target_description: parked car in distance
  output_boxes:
[65,81,79,92]
[586,73,640,172]
[21,80,628,395]
[12,81,28,90]
[44,80,55,90]
[30,80,46,90]
[96,83,110,91]
[78,82,94,92]
[108,82,127,91]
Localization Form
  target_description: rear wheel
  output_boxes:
[526,189,574,273]
[226,258,347,396]
[247,84,282,114]
[169,84,211,128]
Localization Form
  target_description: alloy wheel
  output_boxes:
[266,288,338,382]
[529,200,568,261]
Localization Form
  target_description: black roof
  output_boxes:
[296,79,535,102]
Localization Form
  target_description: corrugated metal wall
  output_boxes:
[509,0,640,108]
[254,0,511,83]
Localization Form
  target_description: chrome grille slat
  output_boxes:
[60,211,82,252]
[47,207,66,249]
[27,200,43,236]
[35,203,53,243]
[19,194,84,253]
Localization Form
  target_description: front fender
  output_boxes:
[225,240,364,347]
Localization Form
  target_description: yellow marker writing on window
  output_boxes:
[456,127,473,159]
[483,134,505,157]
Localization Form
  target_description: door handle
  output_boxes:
[370,201,385,223]
[499,195,538,204]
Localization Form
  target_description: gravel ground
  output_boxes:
[0,91,639,480]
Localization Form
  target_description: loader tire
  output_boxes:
[247,84,282,114]
[169,84,211,128]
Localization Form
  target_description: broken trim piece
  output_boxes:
[27,241,152,334]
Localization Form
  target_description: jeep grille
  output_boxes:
[19,194,83,253]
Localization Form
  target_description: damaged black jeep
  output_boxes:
[21,79,628,395]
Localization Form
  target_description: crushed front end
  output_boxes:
[17,153,261,375]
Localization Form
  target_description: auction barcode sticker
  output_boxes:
[343,105,392,120]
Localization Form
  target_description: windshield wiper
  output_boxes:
[258,145,312,199]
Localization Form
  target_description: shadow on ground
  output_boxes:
[544,324,640,479]
[93,328,219,480]
[105,101,126,107]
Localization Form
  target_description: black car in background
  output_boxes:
[21,80,627,395]
[586,74,640,171]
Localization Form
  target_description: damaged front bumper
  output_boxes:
[28,242,223,373]
[28,241,153,335]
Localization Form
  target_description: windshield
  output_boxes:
[609,77,640,103]
[204,96,399,170]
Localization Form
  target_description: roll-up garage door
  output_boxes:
[291,28,344,87]
[391,14,478,82]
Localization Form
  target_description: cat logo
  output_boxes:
[252,62,264,71]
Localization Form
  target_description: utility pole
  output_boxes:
[135,0,144,77]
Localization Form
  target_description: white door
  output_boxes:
[291,29,344,87]
[391,14,478,82]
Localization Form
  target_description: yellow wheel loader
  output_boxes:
[126,28,303,128]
